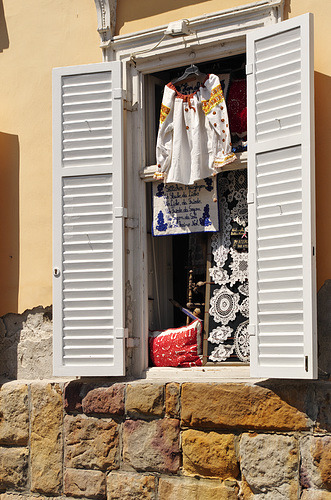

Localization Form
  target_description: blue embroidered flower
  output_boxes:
[156,183,165,197]
[199,204,212,226]
[204,178,213,192]
[156,211,168,232]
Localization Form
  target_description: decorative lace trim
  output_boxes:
[240,297,249,318]
[208,325,233,344]
[202,84,225,114]
[210,197,231,268]
[159,103,170,124]
[208,170,249,363]
[209,343,235,362]
[230,188,248,227]
[229,248,248,286]
[238,282,249,297]
[209,284,240,325]
[209,266,229,285]
[234,320,250,362]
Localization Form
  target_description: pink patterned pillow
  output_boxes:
[149,320,202,367]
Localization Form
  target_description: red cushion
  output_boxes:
[149,320,202,367]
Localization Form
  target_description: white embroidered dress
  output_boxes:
[155,74,236,185]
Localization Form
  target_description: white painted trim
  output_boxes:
[107,0,284,71]
[94,0,117,49]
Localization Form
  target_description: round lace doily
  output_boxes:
[234,320,250,362]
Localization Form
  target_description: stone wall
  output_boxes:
[0,307,53,380]
[0,380,331,500]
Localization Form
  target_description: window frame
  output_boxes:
[106,0,285,379]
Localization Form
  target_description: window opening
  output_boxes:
[146,53,249,366]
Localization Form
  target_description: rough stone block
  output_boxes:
[64,381,91,413]
[300,436,331,491]
[122,419,180,473]
[301,490,331,499]
[0,447,28,490]
[64,415,119,471]
[64,468,106,498]
[0,495,65,500]
[126,383,164,417]
[158,476,239,500]
[240,433,299,497]
[17,337,53,380]
[181,383,311,430]
[0,383,29,445]
[107,471,156,500]
[82,384,125,416]
[30,382,63,494]
[182,429,239,479]
[165,382,180,418]
[0,307,53,380]
[315,383,331,432]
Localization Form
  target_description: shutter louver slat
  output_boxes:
[53,62,125,376]
[248,14,317,379]
[61,72,113,170]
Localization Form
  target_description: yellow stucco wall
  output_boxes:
[0,0,330,314]
[0,0,101,315]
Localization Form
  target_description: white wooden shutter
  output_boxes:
[247,14,317,379]
[53,62,126,376]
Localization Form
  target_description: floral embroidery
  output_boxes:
[201,84,225,115]
[213,152,237,169]
[153,171,166,180]
[159,103,170,124]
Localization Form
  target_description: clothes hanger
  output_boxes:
[171,64,206,84]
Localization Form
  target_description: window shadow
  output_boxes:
[0,0,9,52]
[116,0,210,34]
[315,71,331,290]
[0,132,19,316]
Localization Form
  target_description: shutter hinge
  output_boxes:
[113,88,125,100]
[305,355,308,372]
[115,328,128,339]
[248,324,256,337]
[114,207,128,218]
[246,63,253,75]
[124,100,138,112]
[247,192,255,205]
[126,337,140,348]
[125,218,139,229]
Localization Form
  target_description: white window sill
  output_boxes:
[140,152,247,181]
[143,364,257,382]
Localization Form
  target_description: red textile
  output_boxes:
[149,320,202,367]
[226,79,247,137]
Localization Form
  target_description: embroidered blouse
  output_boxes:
[155,74,236,185]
